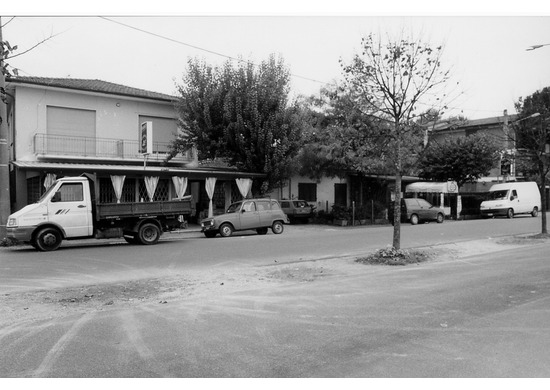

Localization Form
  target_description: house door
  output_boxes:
[334,183,347,206]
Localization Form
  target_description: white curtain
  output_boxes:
[205,177,217,217]
[144,176,159,202]
[110,175,126,203]
[44,173,56,190]
[172,176,188,199]
[235,178,252,199]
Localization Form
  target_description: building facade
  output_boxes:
[5,76,264,222]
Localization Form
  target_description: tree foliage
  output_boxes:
[514,87,550,235]
[339,32,452,249]
[168,55,304,194]
[418,134,500,187]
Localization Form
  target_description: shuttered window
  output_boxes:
[47,106,96,155]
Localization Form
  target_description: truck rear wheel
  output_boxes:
[137,223,160,245]
[34,227,62,251]
[532,207,539,217]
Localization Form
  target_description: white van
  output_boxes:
[479,182,541,218]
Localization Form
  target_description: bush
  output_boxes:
[356,246,432,266]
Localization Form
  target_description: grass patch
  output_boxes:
[356,246,432,266]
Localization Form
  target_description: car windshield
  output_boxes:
[488,190,509,200]
[226,202,242,213]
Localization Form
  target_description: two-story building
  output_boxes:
[5,76,264,222]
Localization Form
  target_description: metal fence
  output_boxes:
[33,133,192,161]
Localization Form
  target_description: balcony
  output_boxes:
[33,133,194,163]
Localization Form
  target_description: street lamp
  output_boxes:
[526,44,550,51]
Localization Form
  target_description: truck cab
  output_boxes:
[7,177,94,250]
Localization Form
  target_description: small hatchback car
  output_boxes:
[201,199,290,238]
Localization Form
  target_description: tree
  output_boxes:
[514,87,550,236]
[418,133,500,187]
[1,17,55,239]
[168,55,304,195]
[340,32,452,249]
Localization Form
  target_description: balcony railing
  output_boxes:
[33,133,193,162]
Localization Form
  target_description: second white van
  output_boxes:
[479,181,541,218]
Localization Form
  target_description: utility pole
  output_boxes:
[0,16,11,239]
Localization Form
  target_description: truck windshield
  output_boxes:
[488,190,509,200]
[37,182,58,203]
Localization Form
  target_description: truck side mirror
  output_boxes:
[51,191,62,203]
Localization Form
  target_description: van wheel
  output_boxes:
[137,223,160,245]
[506,208,514,219]
[272,221,284,234]
[436,213,444,223]
[219,223,234,237]
[410,214,419,225]
[34,227,62,251]
[532,207,539,217]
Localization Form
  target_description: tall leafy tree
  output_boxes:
[418,133,500,187]
[168,55,303,194]
[340,33,452,249]
[514,87,550,235]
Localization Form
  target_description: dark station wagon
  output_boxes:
[389,198,445,225]
[280,200,314,223]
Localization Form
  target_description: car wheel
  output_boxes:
[506,208,514,219]
[436,213,444,223]
[34,227,63,251]
[410,214,419,225]
[272,221,284,234]
[137,223,160,245]
[532,207,539,217]
[204,231,217,238]
[256,228,268,235]
[219,223,234,237]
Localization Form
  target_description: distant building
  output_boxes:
[428,110,519,192]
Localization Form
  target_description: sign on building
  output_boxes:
[139,121,153,154]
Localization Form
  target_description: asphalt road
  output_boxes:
[0,214,546,294]
[1,215,549,377]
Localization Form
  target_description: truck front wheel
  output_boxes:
[34,227,63,251]
[137,223,160,245]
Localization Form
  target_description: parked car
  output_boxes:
[201,199,289,238]
[389,198,445,225]
[280,200,315,223]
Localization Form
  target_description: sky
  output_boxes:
[3,1,550,120]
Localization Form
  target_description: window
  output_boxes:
[47,106,96,155]
[242,201,256,212]
[57,183,84,202]
[298,183,317,202]
[256,200,270,211]
[271,200,281,210]
[280,201,290,208]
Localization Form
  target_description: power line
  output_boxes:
[98,16,332,89]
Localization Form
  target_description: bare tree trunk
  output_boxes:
[539,160,548,235]
[392,131,402,249]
